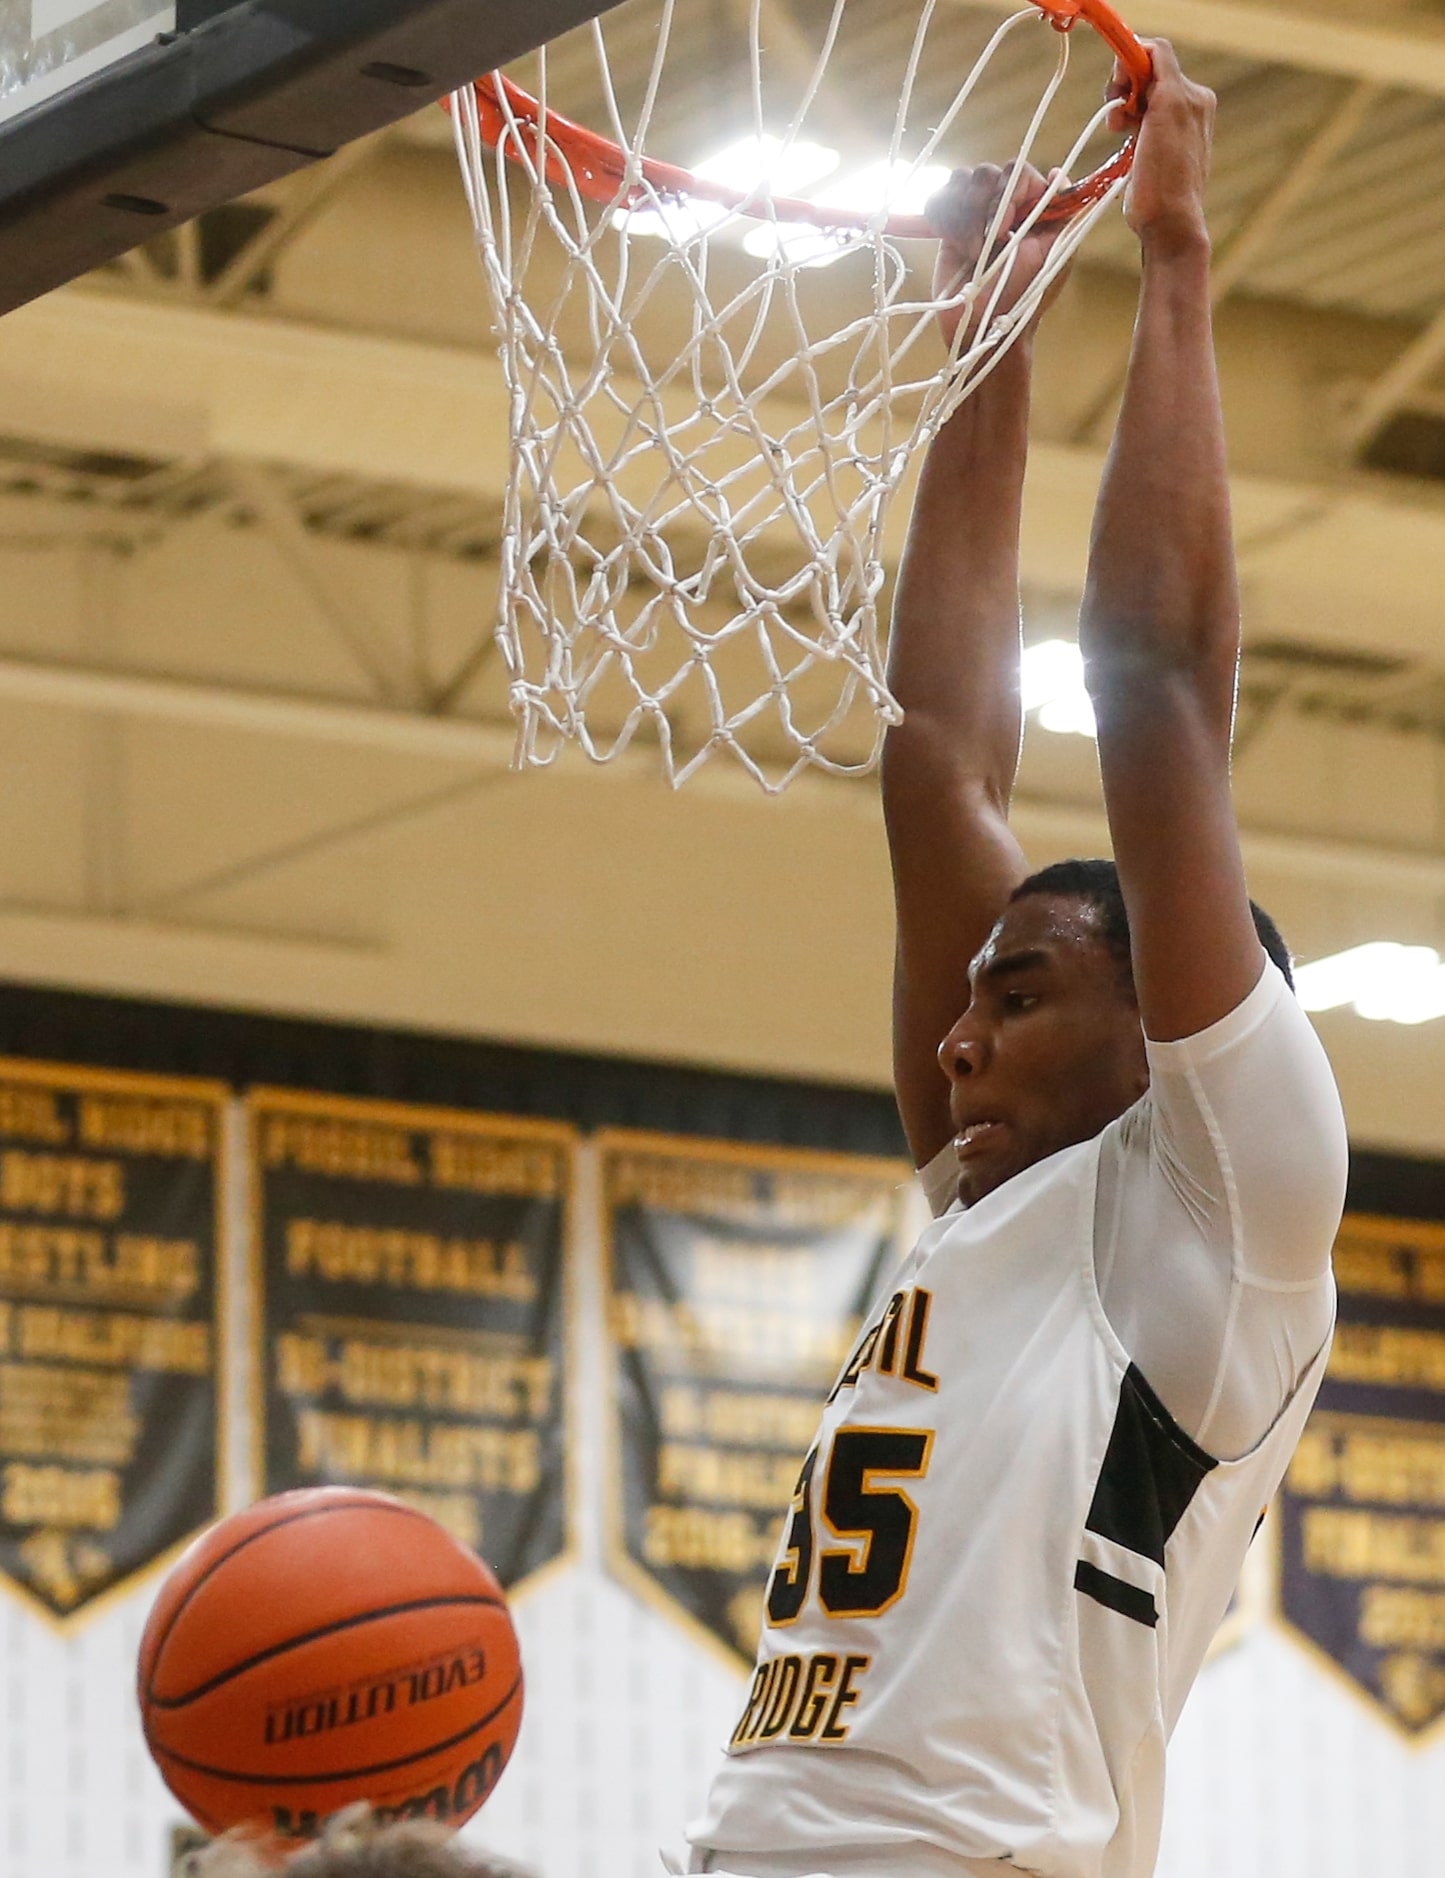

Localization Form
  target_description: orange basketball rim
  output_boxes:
[463,0,1153,237]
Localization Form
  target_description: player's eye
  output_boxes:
[1003,990,1039,1013]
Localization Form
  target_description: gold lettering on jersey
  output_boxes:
[876,1290,906,1374]
[901,1289,938,1389]
[834,1321,883,1396]
[729,1650,872,1749]
[829,1287,938,1400]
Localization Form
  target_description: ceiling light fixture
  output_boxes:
[1021,639,1096,739]
[743,158,951,267]
[620,134,840,242]
[1295,942,1445,1026]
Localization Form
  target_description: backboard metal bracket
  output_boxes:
[0,0,622,315]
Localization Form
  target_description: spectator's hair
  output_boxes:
[185,1807,526,1878]
[1009,858,1294,993]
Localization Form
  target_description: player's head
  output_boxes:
[1011,859,1293,989]
[186,1809,520,1878]
[938,858,1292,1207]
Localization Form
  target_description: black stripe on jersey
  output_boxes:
[1073,1559,1159,1629]
[1084,1364,1217,1566]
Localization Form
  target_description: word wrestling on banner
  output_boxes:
[601,1131,911,1665]
[1280,1213,1445,1735]
[0,1059,226,1620]
[251,1090,573,1591]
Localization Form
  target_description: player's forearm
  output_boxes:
[1080,223,1262,1040]
[885,343,1032,794]
[1079,235,1238,723]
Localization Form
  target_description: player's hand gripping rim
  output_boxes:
[1108,37,1216,258]
[926,161,1078,354]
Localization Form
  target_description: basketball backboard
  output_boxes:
[0,0,621,314]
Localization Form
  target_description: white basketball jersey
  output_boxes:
[690,1131,1331,1878]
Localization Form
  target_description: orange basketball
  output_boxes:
[138,1487,523,1841]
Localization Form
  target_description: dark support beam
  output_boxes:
[0,0,623,315]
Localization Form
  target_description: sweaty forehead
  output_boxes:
[971,893,1108,977]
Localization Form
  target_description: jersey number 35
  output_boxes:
[766,1427,934,1625]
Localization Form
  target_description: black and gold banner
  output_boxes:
[252,1091,573,1592]
[0,1060,226,1621]
[1279,1213,1445,1736]
[602,1131,911,1666]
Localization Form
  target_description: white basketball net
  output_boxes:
[452,1,1127,791]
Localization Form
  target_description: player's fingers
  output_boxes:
[1037,167,1073,216]
[1007,160,1050,204]
[926,163,1007,243]
[1115,36,1214,137]
[1105,58,1137,132]
[1106,38,1163,131]
[1143,36,1183,85]
[1001,164,1068,234]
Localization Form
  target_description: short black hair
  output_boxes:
[1009,857,1294,992]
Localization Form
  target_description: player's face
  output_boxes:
[938,894,1149,1207]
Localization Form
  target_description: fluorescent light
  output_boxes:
[619,136,838,243]
[1020,639,1096,739]
[626,139,961,262]
[819,159,951,219]
[1036,691,1099,738]
[617,196,727,242]
[694,134,840,196]
[741,222,846,265]
[742,158,951,268]
[1295,942,1445,1026]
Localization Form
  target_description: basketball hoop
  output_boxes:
[452,0,1150,791]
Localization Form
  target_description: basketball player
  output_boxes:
[681,40,1348,1878]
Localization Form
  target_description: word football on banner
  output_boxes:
[0,1059,226,1620]
[601,1131,912,1665]
[1280,1213,1445,1735]
[250,1090,574,1591]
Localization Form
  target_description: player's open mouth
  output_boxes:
[955,1121,1006,1155]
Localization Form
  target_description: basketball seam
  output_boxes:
[142,1497,437,1703]
[148,1594,506,1710]
[151,1668,523,1785]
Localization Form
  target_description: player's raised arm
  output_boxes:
[882,167,1069,1167]
[1080,43,1263,1043]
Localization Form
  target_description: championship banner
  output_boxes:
[0,1059,226,1621]
[251,1091,573,1593]
[601,1131,912,1666]
[1279,1213,1445,1736]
